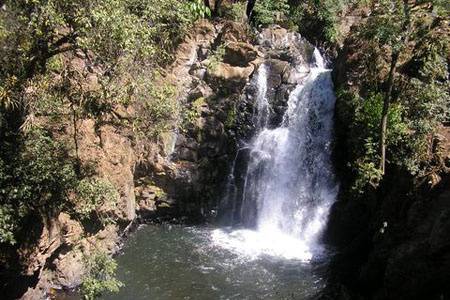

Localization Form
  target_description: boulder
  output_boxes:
[217,21,252,43]
[259,25,315,66]
[223,42,258,67]
[206,62,254,90]
[52,250,85,288]
[58,213,83,247]
[187,84,214,102]
[177,147,198,162]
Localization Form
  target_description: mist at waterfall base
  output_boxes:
[105,48,337,299]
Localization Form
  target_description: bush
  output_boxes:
[222,1,247,22]
[0,129,78,244]
[288,0,359,44]
[80,252,123,300]
[207,43,226,71]
[74,178,119,224]
[133,76,179,139]
[253,0,290,26]
[185,0,212,20]
[0,204,16,244]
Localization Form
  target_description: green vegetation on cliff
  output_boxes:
[334,0,449,194]
[80,251,123,300]
[0,0,202,297]
[0,0,197,245]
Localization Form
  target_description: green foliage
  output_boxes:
[207,44,226,71]
[13,130,78,211]
[289,0,351,44]
[0,204,16,244]
[126,0,194,64]
[225,104,237,129]
[337,90,409,191]
[74,178,119,223]
[181,97,206,133]
[360,0,408,52]
[253,0,290,26]
[186,0,212,20]
[0,0,194,117]
[0,129,78,244]
[80,252,123,300]
[353,139,384,193]
[133,77,179,139]
[336,1,449,195]
[222,1,247,22]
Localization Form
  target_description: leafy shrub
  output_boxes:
[186,0,212,20]
[352,138,384,192]
[74,178,119,224]
[253,0,290,26]
[336,90,411,191]
[223,1,247,22]
[225,104,237,129]
[181,97,206,132]
[288,0,361,44]
[80,252,123,300]
[133,77,179,139]
[126,0,195,65]
[0,129,78,244]
[13,130,78,211]
[0,204,16,244]
[207,43,226,71]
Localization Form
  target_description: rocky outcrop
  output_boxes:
[20,213,119,299]
[206,62,255,90]
[76,120,137,221]
[223,42,258,67]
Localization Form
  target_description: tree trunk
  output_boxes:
[246,0,257,22]
[213,0,222,16]
[71,102,81,175]
[379,51,399,175]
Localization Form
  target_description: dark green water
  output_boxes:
[104,224,327,300]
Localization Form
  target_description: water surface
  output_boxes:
[105,224,327,300]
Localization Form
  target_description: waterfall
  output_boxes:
[213,46,338,261]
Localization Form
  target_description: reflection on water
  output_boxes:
[104,224,327,300]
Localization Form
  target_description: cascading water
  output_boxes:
[212,47,338,261]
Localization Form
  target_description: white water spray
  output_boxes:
[213,46,338,261]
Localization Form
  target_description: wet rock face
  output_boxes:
[132,23,319,224]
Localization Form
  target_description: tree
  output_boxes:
[377,1,411,175]
[360,0,447,175]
